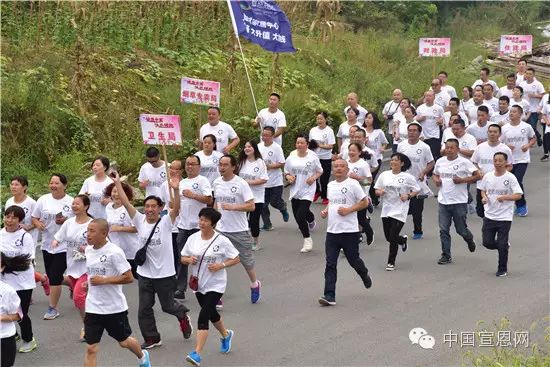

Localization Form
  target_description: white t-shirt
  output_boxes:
[54,217,92,278]
[393,118,426,144]
[397,140,434,181]
[510,98,531,120]
[516,73,525,85]
[471,142,514,189]
[5,196,38,243]
[434,90,451,109]
[383,100,401,121]
[490,110,510,125]
[337,121,362,152]
[258,142,285,188]
[105,203,139,260]
[365,129,389,161]
[539,94,549,112]
[132,212,175,279]
[213,175,254,233]
[177,175,212,230]
[344,104,368,124]
[340,146,379,169]
[284,150,323,201]
[459,99,474,114]
[501,122,536,163]
[484,97,500,113]
[443,111,470,127]
[374,171,420,223]
[441,132,478,159]
[309,126,336,160]
[416,103,445,139]
[465,102,492,124]
[541,102,550,132]
[471,79,500,95]
[159,181,180,234]
[497,87,514,99]
[138,162,167,198]
[200,121,238,153]
[347,159,372,194]
[519,80,545,111]
[85,242,131,315]
[257,108,287,146]
[443,85,458,98]
[79,176,113,219]
[181,232,239,294]
[32,193,74,254]
[0,280,20,338]
[0,228,35,291]
[195,150,224,185]
[433,156,478,205]
[466,122,490,143]
[326,178,366,233]
[238,159,268,203]
[479,171,523,222]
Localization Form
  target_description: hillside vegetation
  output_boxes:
[1,1,549,200]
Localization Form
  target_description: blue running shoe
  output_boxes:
[220,329,234,353]
[186,351,201,366]
[281,209,290,222]
[517,206,528,217]
[251,280,261,304]
[139,350,151,367]
[412,233,423,240]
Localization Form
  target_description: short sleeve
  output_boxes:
[478,175,488,191]
[131,211,145,228]
[314,155,323,173]
[509,175,523,195]
[433,160,442,175]
[31,197,43,218]
[7,290,21,314]
[222,237,240,260]
[79,178,89,195]
[138,165,147,183]
[180,236,193,257]
[351,180,367,201]
[471,147,480,164]
[408,175,421,192]
[276,146,286,164]
[373,172,385,190]
[258,160,269,180]
[22,232,35,259]
[336,124,344,138]
[526,124,535,138]
[380,131,389,145]
[200,178,213,196]
[278,112,287,127]
[112,249,131,274]
[465,159,477,174]
[241,180,255,202]
[327,128,336,144]
[54,220,69,242]
[227,124,238,139]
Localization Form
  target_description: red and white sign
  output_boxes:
[419,38,451,57]
[499,35,532,57]
[140,114,182,145]
[180,77,221,107]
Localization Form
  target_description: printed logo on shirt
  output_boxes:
[416,149,423,155]
[212,244,220,252]
[503,180,510,186]
[119,212,126,219]
[218,129,223,135]
[398,178,405,184]
[306,161,312,167]
[82,230,88,239]
[100,255,107,262]
[230,186,237,193]
[212,158,219,164]
[23,207,29,214]
[453,165,459,170]
[63,205,71,212]
[461,141,468,147]
[253,167,260,173]
[192,183,199,189]
[340,187,348,194]
[154,226,161,234]
[160,171,167,179]
[352,167,359,173]
[268,151,274,156]
[15,238,23,247]
[520,128,526,134]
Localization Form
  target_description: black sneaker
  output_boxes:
[496,271,508,277]
[416,194,429,200]
[366,230,374,246]
[467,239,476,253]
[437,256,452,265]
[401,235,408,252]
[174,290,186,300]
[541,154,549,162]
[318,296,336,306]
[361,273,372,289]
[141,337,162,349]
[537,138,543,147]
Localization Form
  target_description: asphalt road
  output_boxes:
[15,154,549,367]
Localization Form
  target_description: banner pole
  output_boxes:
[227,0,259,116]
[161,143,174,204]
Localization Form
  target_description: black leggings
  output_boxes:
[42,251,67,286]
[1,335,16,367]
[382,217,406,265]
[291,199,314,238]
[248,203,263,238]
[195,291,223,330]
[543,126,550,155]
[369,160,382,205]
[16,289,33,342]
[316,159,332,200]
[357,209,373,237]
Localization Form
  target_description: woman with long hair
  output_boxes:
[310,111,335,205]
[52,194,93,341]
[195,134,224,186]
[363,112,389,207]
[79,156,113,219]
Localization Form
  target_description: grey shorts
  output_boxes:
[219,230,255,270]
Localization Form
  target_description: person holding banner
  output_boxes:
[200,107,240,155]
[237,141,268,251]
[195,134,224,187]
[213,155,262,304]
[138,147,167,198]
[254,93,287,146]
[519,68,545,146]
[111,172,193,349]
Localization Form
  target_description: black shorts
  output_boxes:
[84,311,132,345]
[42,250,67,286]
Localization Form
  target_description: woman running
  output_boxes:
[237,140,268,251]
[195,134,224,187]
[363,112,389,207]
[310,111,335,205]
[79,156,113,219]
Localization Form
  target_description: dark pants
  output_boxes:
[408,196,425,234]
[482,218,511,273]
[138,276,189,340]
[261,185,287,227]
[1,335,16,367]
[369,159,382,205]
[511,163,528,207]
[424,138,441,176]
[527,113,542,144]
[291,199,314,238]
[316,159,332,200]
[438,203,474,259]
[128,259,138,279]
[195,292,223,330]
[248,203,263,238]
[476,189,485,218]
[543,126,550,154]
[16,289,33,342]
[357,209,373,238]
[176,228,200,292]
[382,217,406,265]
[172,232,179,274]
[323,232,369,299]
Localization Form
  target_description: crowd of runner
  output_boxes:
[1,59,548,367]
